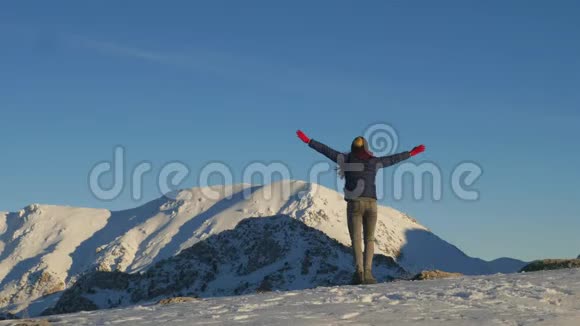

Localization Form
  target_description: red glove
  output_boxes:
[410,144,425,157]
[296,130,311,144]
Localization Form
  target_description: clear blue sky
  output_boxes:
[1,1,579,261]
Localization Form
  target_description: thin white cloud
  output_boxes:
[67,36,222,73]
[64,36,383,98]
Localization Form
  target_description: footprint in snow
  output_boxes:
[233,314,257,321]
[264,297,284,302]
[341,312,361,320]
[207,305,226,310]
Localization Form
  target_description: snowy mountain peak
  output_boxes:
[44,214,408,315]
[0,180,525,317]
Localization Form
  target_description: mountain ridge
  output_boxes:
[0,180,526,317]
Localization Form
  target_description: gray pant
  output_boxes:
[346,198,377,273]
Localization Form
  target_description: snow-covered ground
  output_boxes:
[15,268,580,326]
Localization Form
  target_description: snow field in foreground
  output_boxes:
[12,268,580,326]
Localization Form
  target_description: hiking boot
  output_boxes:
[352,271,364,285]
[363,271,377,284]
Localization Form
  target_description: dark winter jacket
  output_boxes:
[309,139,410,200]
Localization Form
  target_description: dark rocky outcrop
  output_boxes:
[520,259,580,273]
[43,215,408,316]
[156,297,197,305]
[412,270,463,281]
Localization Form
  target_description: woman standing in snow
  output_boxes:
[296,130,425,284]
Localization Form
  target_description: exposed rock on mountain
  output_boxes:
[520,259,580,272]
[42,215,407,315]
[412,270,463,281]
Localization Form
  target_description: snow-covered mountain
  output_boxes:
[43,215,407,315]
[0,180,526,317]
